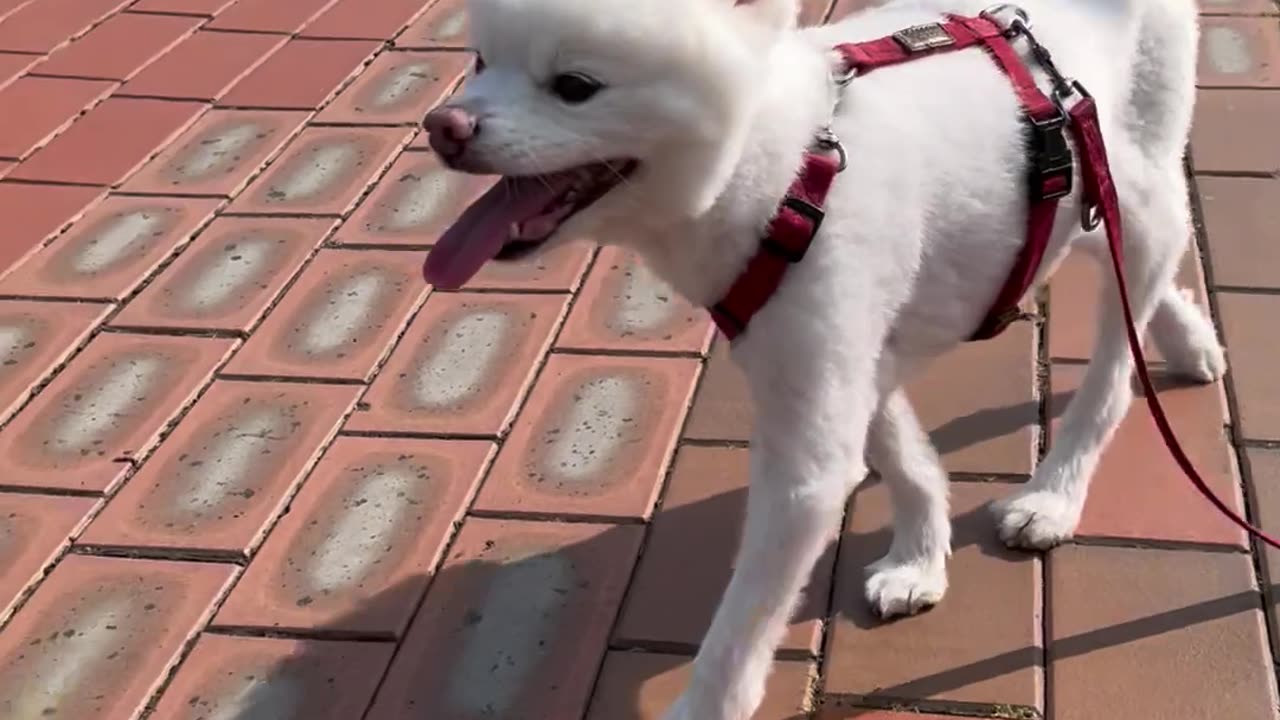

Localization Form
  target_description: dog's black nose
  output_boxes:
[423,106,478,162]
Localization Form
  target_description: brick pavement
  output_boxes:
[0,0,1276,718]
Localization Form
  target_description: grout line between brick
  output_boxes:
[1185,156,1280,695]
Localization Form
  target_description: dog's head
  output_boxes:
[421,0,799,289]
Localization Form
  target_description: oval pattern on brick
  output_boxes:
[171,406,291,520]
[70,209,170,275]
[413,309,509,408]
[445,551,572,715]
[1204,25,1252,75]
[610,259,678,334]
[383,167,457,231]
[266,144,357,203]
[303,462,426,594]
[172,122,265,182]
[46,354,163,457]
[179,237,277,314]
[540,374,637,484]
[368,61,436,110]
[299,270,388,356]
[4,597,131,718]
[0,324,31,367]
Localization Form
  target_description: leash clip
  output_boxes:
[980,4,1032,34]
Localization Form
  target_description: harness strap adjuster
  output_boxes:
[1025,110,1074,201]
[761,197,825,263]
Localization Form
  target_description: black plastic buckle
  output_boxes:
[763,197,824,262]
[1025,111,1073,202]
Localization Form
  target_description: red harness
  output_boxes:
[709,10,1280,549]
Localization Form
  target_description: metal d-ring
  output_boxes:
[814,127,848,172]
[980,3,1032,34]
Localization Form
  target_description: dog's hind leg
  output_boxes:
[863,388,951,618]
[663,346,878,720]
[992,154,1189,550]
[1149,280,1226,384]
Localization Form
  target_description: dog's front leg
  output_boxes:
[664,362,876,720]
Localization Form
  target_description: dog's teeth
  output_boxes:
[510,222,523,238]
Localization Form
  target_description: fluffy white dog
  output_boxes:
[421,0,1219,717]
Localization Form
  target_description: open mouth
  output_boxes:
[423,159,636,289]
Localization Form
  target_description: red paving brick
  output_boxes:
[316,50,470,125]
[1047,251,1207,363]
[0,0,130,54]
[587,652,814,719]
[0,196,221,301]
[0,76,115,159]
[207,0,339,33]
[218,38,380,110]
[614,446,833,655]
[221,249,428,382]
[0,333,236,492]
[214,436,493,636]
[122,109,309,197]
[302,0,432,40]
[1198,176,1280,290]
[110,216,333,333]
[1049,545,1276,720]
[907,322,1038,476]
[118,30,286,101]
[394,0,469,49]
[79,381,358,555]
[347,292,568,437]
[557,247,714,355]
[1198,17,1280,88]
[825,481,1043,710]
[130,0,239,14]
[472,353,700,521]
[7,97,206,186]
[0,300,111,424]
[149,634,395,720]
[332,149,494,246]
[30,11,199,81]
[0,182,104,272]
[365,517,643,720]
[466,241,596,291]
[1218,292,1280,442]
[1191,89,1280,174]
[0,554,235,720]
[1053,363,1247,547]
[1245,448,1280,661]
[0,493,97,622]
[226,126,410,216]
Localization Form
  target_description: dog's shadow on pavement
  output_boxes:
[196,379,1265,719]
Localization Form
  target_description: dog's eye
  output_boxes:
[550,72,603,104]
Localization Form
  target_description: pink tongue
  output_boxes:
[423,175,571,289]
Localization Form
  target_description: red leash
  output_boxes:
[1066,94,1280,550]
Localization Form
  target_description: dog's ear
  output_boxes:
[731,0,798,34]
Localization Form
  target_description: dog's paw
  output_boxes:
[864,555,947,619]
[991,490,1080,550]
[1163,336,1226,385]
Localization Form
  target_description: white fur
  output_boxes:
[444,0,1218,717]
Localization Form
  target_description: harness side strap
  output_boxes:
[711,151,841,340]
[1068,95,1280,550]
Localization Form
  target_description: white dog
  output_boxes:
[421,0,1220,717]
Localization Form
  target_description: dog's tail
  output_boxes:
[1121,0,1199,164]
